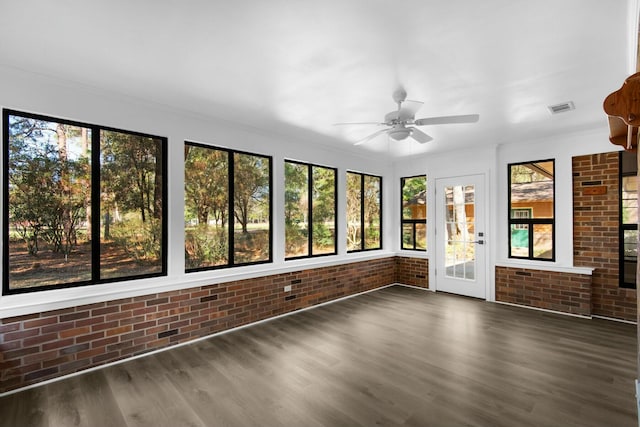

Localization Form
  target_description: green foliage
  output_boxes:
[234,153,270,233]
[284,162,307,226]
[510,162,553,184]
[8,116,90,257]
[101,130,162,224]
[284,162,336,256]
[234,229,270,263]
[346,172,362,250]
[110,216,162,264]
[402,176,426,218]
[185,225,228,268]
[184,146,228,226]
[312,223,334,249]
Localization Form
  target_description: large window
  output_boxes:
[285,160,337,259]
[620,150,637,288]
[3,110,167,294]
[401,175,426,251]
[184,142,272,271]
[347,171,382,252]
[508,160,555,261]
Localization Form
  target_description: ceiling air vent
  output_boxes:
[548,101,575,114]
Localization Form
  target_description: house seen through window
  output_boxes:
[508,160,555,261]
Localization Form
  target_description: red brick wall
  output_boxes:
[395,257,428,289]
[573,153,637,321]
[0,257,395,393]
[495,266,591,316]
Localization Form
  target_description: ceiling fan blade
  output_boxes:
[354,128,389,145]
[334,121,384,126]
[410,127,433,144]
[398,100,424,120]
[414,114,480,126]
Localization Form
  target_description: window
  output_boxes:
[3,109,167,294]
[285,160,337,259]
[346,171,382,252]
[620,150,637,288]
[401,175,426,251]
[508,160,555,261]
[510,208,532,230]
[184,142,272,271]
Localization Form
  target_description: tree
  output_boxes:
[100,131,163,263]
[8,117,90,257]
[184,147,228,227]
[311,167,336,250]
[284,162,307,226]
[233,153,269,233]
[101,131,160,224]
[346,172,362,250]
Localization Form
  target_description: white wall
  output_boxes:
[0,64,623,316]
[0,66,396,317]
[393,144,498,297]
[393,124,620,301]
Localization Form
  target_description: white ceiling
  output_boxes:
[0,0,636,158]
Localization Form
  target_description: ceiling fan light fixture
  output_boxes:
[388,127,411,140]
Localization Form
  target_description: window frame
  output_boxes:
[184,141,273,272]
[284,159,337,261]
[507,159,555,261]
[400,175,427,252]
[619,150,637,289]
[3,109,168,295]
[346,170,383,253]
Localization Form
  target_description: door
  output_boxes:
[435,174,486,299]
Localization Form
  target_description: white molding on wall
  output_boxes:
[494,261,595,276]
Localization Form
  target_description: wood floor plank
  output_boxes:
[44,371,127,427]
[0,285,636,427]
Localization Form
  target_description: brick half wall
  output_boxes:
[1,257,397,393]
[395,256,428,289]
[495,266,592,316]
[573,152,637,321]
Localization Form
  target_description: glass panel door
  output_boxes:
[444,184,476,280]
[436,174,486,299]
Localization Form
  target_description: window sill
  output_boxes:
[495,260,594,275]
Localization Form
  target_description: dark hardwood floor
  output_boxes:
[1,285,637,427]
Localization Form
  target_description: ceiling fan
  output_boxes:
[335,88,479,145]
